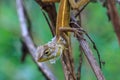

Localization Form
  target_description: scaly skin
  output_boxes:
[36,0,89,62]
[56,0,70,39]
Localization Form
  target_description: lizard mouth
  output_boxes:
[37,56,55,62]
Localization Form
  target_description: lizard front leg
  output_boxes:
[59,27,84,40]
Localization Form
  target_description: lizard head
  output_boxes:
[36,41,64,63]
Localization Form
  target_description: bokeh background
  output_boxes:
[0,0,120,80]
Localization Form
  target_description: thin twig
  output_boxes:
[16,0,56,80]
[41,9,54,36]
[70,15,105,80]
[75,1,90,17]
[76,10,83,80]
[79,38,105,80]
[72,12,103,69]
[84,32,102,68]
[35,0,57,35]
[76,46,83,80]
[21,40,28,62]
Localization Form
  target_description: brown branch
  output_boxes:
[70,14,105,80]
[105,0,120,43]
[35,0,57,35]
[76,11,83,80]
[20,3,34,62]
[75,2,103,69]
[61,38,76,80]
[79,38,105,80]
[61,49,76,80]
[16,0,56,80]
[76,46,83,80]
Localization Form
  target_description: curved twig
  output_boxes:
[16,0,56,80]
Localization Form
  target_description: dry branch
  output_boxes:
[105,0,120,43]
[70,14,105,80]
[16,0,56,80]
[76,46,83,80]
[79,39,105,80]
[35,0,57,35]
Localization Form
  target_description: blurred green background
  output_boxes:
[0,0,120,80]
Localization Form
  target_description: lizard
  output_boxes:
[36,0,95,63]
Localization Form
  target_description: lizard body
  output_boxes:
[36,0,90,63]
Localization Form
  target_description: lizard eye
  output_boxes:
[44,49,51,56]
